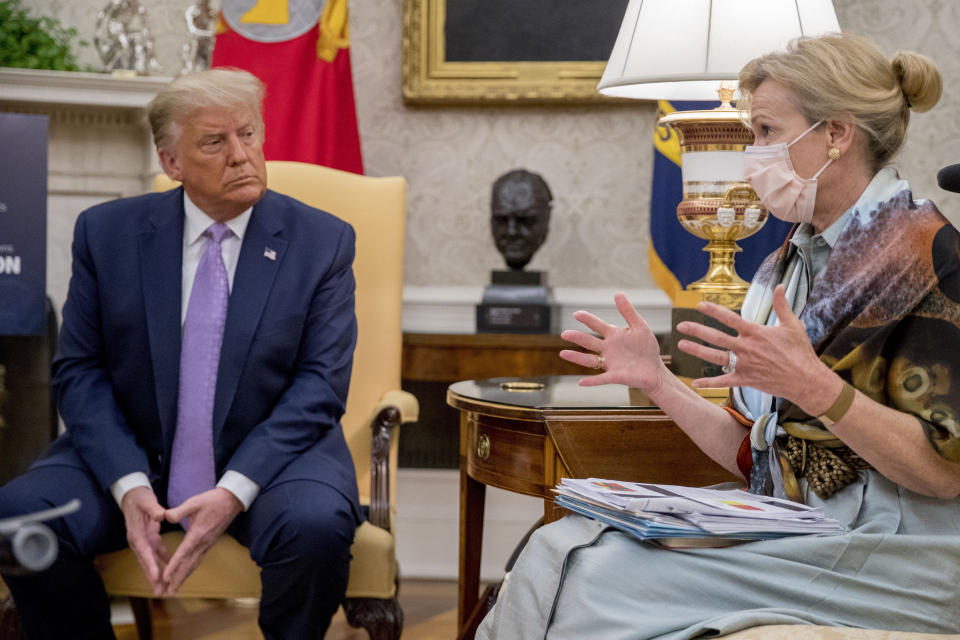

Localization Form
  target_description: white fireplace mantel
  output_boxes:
[0,67,171,110]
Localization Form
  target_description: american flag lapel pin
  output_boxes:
[264,247,277,261]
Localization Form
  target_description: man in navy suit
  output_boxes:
[0,69,360,639]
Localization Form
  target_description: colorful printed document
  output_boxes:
[554,478,846,544]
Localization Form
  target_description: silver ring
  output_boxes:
[594,354,605,370]
[721,350,737,374]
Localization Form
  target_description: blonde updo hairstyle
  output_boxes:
[148,68,265,152]
[738,33,941,171]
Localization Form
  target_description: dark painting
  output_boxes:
[444,0,629,63]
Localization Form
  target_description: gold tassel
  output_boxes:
[317,0,350,63]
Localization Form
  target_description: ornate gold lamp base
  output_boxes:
[686,240,750,309]
[658,91,767,311]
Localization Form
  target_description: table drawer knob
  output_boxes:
[476,433,491,460]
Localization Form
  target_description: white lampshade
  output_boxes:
[598,0,841,100]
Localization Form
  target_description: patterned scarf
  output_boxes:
[732,168,960,501]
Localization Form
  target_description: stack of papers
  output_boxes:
[554,478,846,546]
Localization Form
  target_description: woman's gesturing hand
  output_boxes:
[676,284,835,413]
[559,292,669,393]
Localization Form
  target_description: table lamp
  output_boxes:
[599,0,840,309]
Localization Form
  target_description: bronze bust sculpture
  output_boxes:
[490,169,552,271]
[477,169,556,333]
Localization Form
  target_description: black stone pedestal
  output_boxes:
[476,271,557,334]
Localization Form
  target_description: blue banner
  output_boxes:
[0,113,48,335]
[650,100,792,304]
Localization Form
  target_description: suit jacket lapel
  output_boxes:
[214,196,288,440]
[138,189,185,454]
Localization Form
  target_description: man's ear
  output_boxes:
[157,148,183,183]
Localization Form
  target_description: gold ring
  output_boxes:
[594,355,605,370]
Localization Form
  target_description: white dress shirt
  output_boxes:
[110,192,260,510]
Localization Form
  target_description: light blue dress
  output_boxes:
[478,472,960,639]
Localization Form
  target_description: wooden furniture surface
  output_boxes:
[447,375,736,640]
[399,332,588,469]
[402,332,585,382]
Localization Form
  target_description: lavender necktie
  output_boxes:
[168,222,232,509]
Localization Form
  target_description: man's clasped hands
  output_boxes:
[120,485,244,596]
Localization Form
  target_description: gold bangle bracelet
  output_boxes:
[817,381,856,428]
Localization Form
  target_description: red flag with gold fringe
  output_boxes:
[212,0,363,174]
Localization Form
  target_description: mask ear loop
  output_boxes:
[787,120,833,179]
[812,145,840,180]
[812,156,834,179]
[786,120,824,148]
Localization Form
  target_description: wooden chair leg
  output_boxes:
[342,596,403,640]
[128,597,154,640]
[0,594,24,640]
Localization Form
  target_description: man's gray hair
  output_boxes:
[148,67,265,151]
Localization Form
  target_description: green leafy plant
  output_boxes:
[0,0,88,71]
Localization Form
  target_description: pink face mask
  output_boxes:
[743,121,833,224]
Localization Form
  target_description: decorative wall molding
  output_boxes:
[401,285,672,334]
[401,286,483,334]
[0,105,139,128]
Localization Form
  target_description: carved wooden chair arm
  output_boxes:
[368,390,419,532]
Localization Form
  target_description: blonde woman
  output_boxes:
[479,34,960,639]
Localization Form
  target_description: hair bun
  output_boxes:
[892,50,942,113]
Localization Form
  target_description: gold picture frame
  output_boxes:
[402,0,627,104]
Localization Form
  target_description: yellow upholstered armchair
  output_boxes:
[94,161,418,639]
